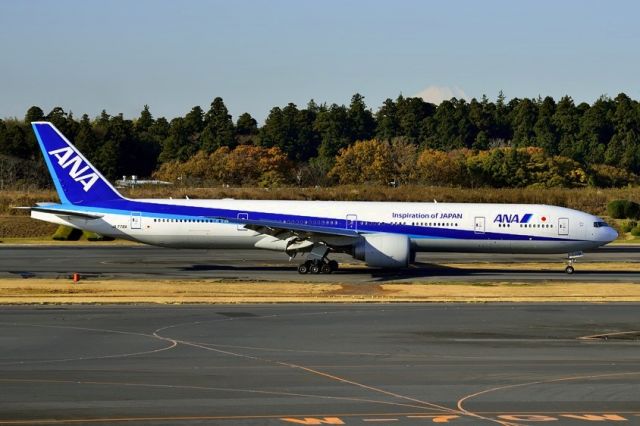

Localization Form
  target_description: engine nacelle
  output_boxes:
[353,234,411,268]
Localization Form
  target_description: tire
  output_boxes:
[310,263,321,274]
[565,265,575,274]
[298,263,309,274]
[321,263,332,274]
[328,260,339,271]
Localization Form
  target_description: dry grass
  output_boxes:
[0,216,57,239]
[4,185,640,216]
[1,279,640,304]
[0,190,59,216]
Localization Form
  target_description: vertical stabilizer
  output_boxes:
[32,122,124,205]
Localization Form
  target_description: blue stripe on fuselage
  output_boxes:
[45,199,581,242]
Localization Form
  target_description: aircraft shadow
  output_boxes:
[179,263,639,280]
[182,264,295,272]
[591,246,640,253]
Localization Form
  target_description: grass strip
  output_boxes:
[1,279,639,304]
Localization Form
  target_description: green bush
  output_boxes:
[631,226,640,237]
[607,199,640,219]
[621,220,638,233]
[52,225,83,241]
[624,200,640,219]
[84,231,115,242]
[607,200,628,218]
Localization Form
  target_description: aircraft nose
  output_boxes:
[603,227,618,242]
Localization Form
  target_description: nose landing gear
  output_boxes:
[564,251,583,274]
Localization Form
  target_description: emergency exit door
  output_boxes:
[346,214,357,231]
[237,212,248,231]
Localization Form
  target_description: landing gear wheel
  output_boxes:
[320,263,332,274]
[328,260,339,272]
[309,263,321,274]
[564,251,582,275]
[298,263,309,274]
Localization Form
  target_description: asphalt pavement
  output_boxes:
[1,304,639,425]
[0,245,639,282]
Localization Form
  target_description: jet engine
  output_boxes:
[353,234,411,268]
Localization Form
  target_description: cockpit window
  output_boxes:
[593,221,609,228]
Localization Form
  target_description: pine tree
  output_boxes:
[200,97,235,152]
[136,105,154,132]
[25,106,45,123]
[236,112,258,135]
[347,93,375,141]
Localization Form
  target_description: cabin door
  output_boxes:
[558,217,569,235]
[474,216,485,234]
[130,212,142,230]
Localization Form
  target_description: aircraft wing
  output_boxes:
[213,216,361,240]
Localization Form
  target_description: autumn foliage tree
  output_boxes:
[417,149,470,186]
[154,145,292,187]
[418,147,594,188]
[4,92,640,189]
[329,139,417,185]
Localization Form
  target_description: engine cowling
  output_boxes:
[353,234,411,268]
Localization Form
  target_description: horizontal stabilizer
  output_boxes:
[30,206,104,220]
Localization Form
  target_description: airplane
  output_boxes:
[27,122,618,275]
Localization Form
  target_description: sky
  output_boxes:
[1,0,639,124]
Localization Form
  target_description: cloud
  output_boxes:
[415,85,468,104]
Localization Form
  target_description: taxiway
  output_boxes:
[0,304,638,425]
[0,245,639,282]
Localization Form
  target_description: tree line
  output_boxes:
[1,92,640,189]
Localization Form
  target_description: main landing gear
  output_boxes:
[298,259,339,274]
[564,251,583,274]
[297,244,338,274]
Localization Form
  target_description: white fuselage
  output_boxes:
[32,199,616,255]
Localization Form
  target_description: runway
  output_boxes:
[1,304,639,425]
[1,245,639,283]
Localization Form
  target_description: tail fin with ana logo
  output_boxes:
[32,122,124,205]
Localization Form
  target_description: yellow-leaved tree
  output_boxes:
[417,149,470,186]
[329,139,417,185]
[153,145,292,187]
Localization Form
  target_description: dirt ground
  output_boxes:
[1,279,639,304]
